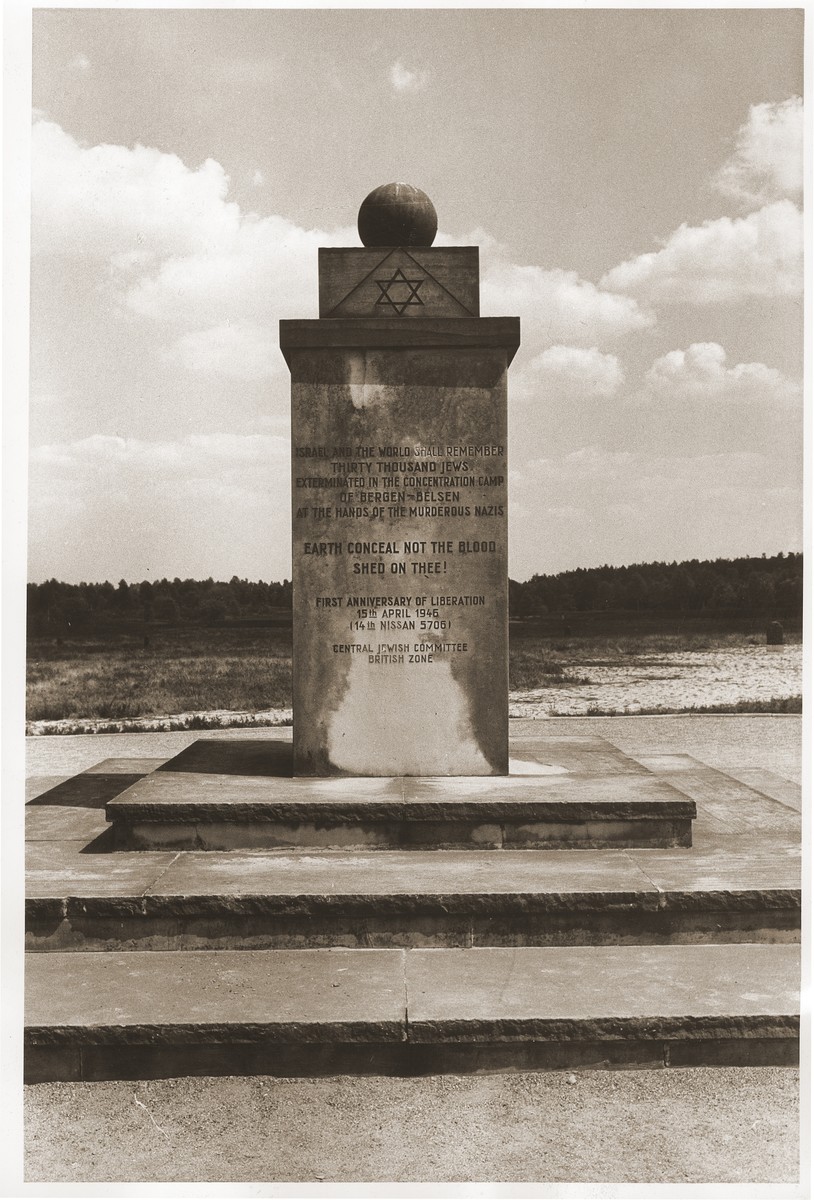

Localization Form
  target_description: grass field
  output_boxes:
[506,628,794,690]
[26,614,802,728]
[26,627,293,722]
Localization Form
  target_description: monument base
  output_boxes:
[25,721,801,1086]
[104,736,695,852]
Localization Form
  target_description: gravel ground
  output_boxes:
[24,1068,800,1184]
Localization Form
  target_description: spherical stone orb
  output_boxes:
[357,182,438,247]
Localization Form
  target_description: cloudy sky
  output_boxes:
[27,8,804,584]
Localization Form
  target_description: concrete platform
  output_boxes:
[105,736,696,850]
[23,721,802,1084]
[25,740,800,951]
[25,842,800,951]
[24,944,799,1081]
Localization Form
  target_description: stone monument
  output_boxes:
[280,184,520,776]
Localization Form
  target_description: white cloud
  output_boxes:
[389,61,428,94]
[715,97,803,207]
[122,213,355,329]
[68,53,91,74]
[455,230,654,348]
[168,321,284,381]
[33,118,653,384]
[32,119,241,262]
[601,97,803,308]
[525,345,624,399]
[252,169,266,187]
[601,199,802,305]
[31,118,356,376]
[643,342,801,407]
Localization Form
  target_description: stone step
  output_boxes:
[106,774,695,852]
[25,944,799,1082]
[103,737,695,851]
[26,845,800,951]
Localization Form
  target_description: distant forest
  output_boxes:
[27,552,802,636]
[509,552,802,618]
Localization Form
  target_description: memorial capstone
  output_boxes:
[280,184,520,776]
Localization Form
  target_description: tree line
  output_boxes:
[27,551,802,636]
[508,552,802,617]
[27,576,292,635]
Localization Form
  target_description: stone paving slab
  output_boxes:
[156,740,293,778]
[105,767,695,851]
[24,727,293,780]
[137,733,652,782]
[24,717,800,783]
[25,842,178,900]
[23,727,800,944]
[26,944,799,1048]
[403,774,690,814]
[108,769,695,821]
[628,842,800,907]
[25,807,109,843]
[143,849,660,911]
[84,758,167,775]
[510,737,649,776]
[405,944,800,1040]
[26,838,799,912]
[149,844,799,911]
[26,776,75,803]
[652,769,800,834]
[633,755,801,833]
[558,715,802,786]
[26,948,406,1043]
[724,769,802,812]
[636,754,801,805]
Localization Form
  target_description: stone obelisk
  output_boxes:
[280,183,520,776]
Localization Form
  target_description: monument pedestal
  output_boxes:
[281,317,518,777]
[280,227,518,777]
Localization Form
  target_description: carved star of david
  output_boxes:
[374,267,425,315]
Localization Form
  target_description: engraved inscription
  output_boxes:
[294,440,504,668]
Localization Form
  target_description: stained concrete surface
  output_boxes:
[28,944,798,1048]
[107,765,695,819]
[27,948,407,1041]
[24,806,109,842]
[287,336,512,777]
[143,846,662,903]
[404,944,799,1034]
[25,842,177,898]
[25,1068,800,1183]
[575,714,802,784]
